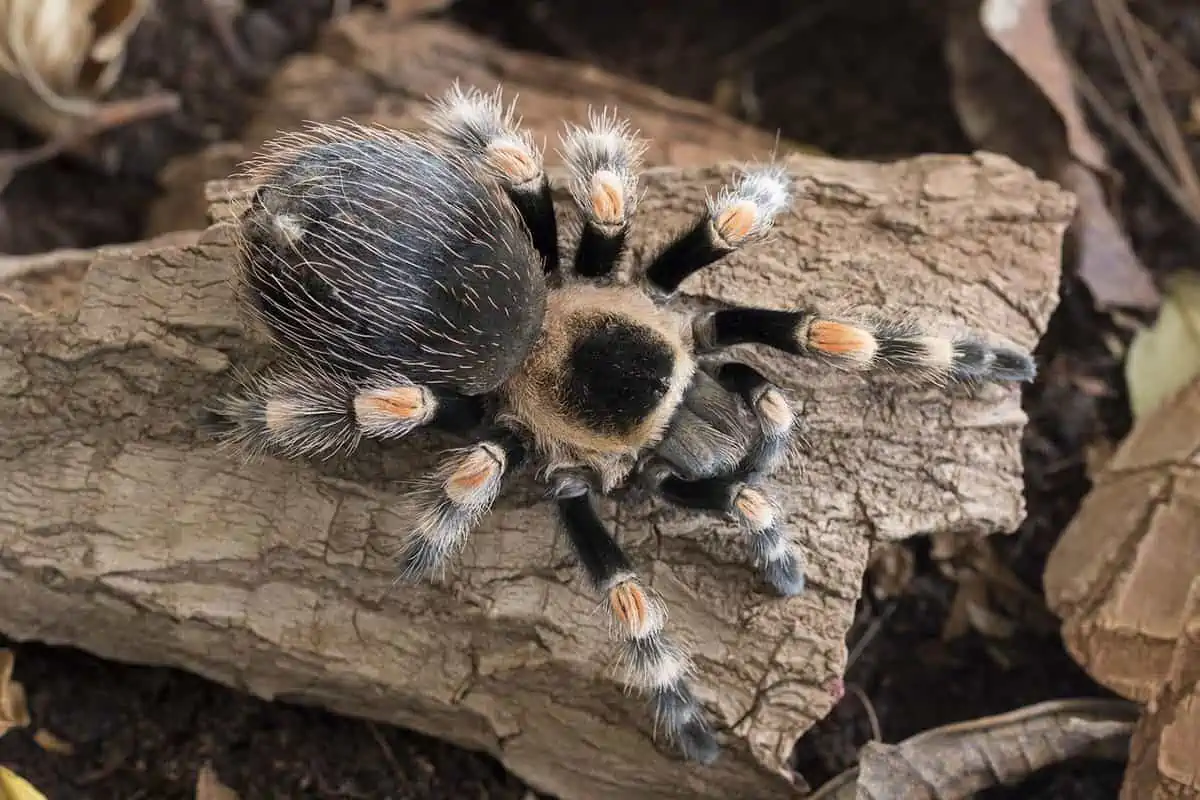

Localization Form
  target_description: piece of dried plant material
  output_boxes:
[0,0,177,185]
[195,763,241,800]
[1121,576,1200,798]
[808,698,1139,800]
[0,0,153,132]
[865,542,915,601]
[1045,374,1200,705]
[930,531,1060,643]
[0,649,30,739]
[0,767,48,800]
[943,0,1160,312]
[1124,270,1200,420]
[32,728,74,755]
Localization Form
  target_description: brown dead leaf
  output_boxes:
[809,698,1138,799]
[0,0,177,189]
[0,649,31,739]
[981,0,1106,170]
[195,763,240,800]
[0,0,153,133]
[943,0,1160,312]
[865,542,915,601]
[931,532,1060,642]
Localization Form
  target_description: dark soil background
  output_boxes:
[1,0,1197,797]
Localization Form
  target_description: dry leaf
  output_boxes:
[0,0,153,136]
[944,0,1160,312]
[0,650,31,739]
[32,728,74,755]
[809,699,1138,799]
[195,763,240,800]
[0,767,48,800]
[931,532,1059,642]
[1124,270,1200,420]
[866,543,915,601]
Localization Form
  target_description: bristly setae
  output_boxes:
[207,83,1038,766]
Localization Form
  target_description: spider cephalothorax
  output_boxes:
[209,83,1037,765]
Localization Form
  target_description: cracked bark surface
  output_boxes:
[0,5,1072,800]
[1121,575,1200,799]
[1045,376,1200,799]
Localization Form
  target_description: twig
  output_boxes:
[716,2,837,72]
[846,683,882,744]
[1090,0,1200,221]
[845,600,899,671]
[0,91,179,193]
[367,722,405,785]
[1130,15,1200,90]
[1068,54,1200,229]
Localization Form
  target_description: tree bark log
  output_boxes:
[1122,576,1200,799]
[0,6,1073,800]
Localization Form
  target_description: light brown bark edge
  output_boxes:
[1121,577,1200,799]
[0,147,1071,800]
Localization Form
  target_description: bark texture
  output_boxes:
[1045,376,1200,799]
[0,5,1073,800]
[1121,576,1200,799]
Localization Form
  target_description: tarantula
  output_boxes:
[208,84,1036,765]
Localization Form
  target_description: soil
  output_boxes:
[1,0,1198,798]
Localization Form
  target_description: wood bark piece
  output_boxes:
[1122,576,1200,799]
[1,7,1071,798]
[1,149,1068,799]
[1045,376,1200,799]
[1044,375,1200,704]
[144,5,789,237]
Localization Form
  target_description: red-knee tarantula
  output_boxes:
[208,83,1036,765]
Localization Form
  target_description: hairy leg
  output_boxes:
[207,361,490,460]
[423,83,560,273]
[558,109,647,279]
[710,361,798,476]
[647,465,806,598]
[394,425,527,581]
[692,307,1037,385]
[552,473,720,764]
[641,165,791,298]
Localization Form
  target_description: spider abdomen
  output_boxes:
[233,122,548,394]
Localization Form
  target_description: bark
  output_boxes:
[1122,576,1200,799]
[1045,376,1200,799]
[0,5,1073,800]
[1045,375,1200,704]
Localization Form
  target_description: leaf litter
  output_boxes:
[0,650,48,800]
[0,0,179,188]
[808,698,1139,800]
[943,0,1161,312]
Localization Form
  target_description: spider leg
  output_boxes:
[423,83,559,273]
[648,466,806,598]
[551,473,719,765]
[395,425,527,581]
[692,307,1037,385]
[558,110,647,279]
[641,165,791,299]
[206,360,490,460]
[711,361,797,477]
